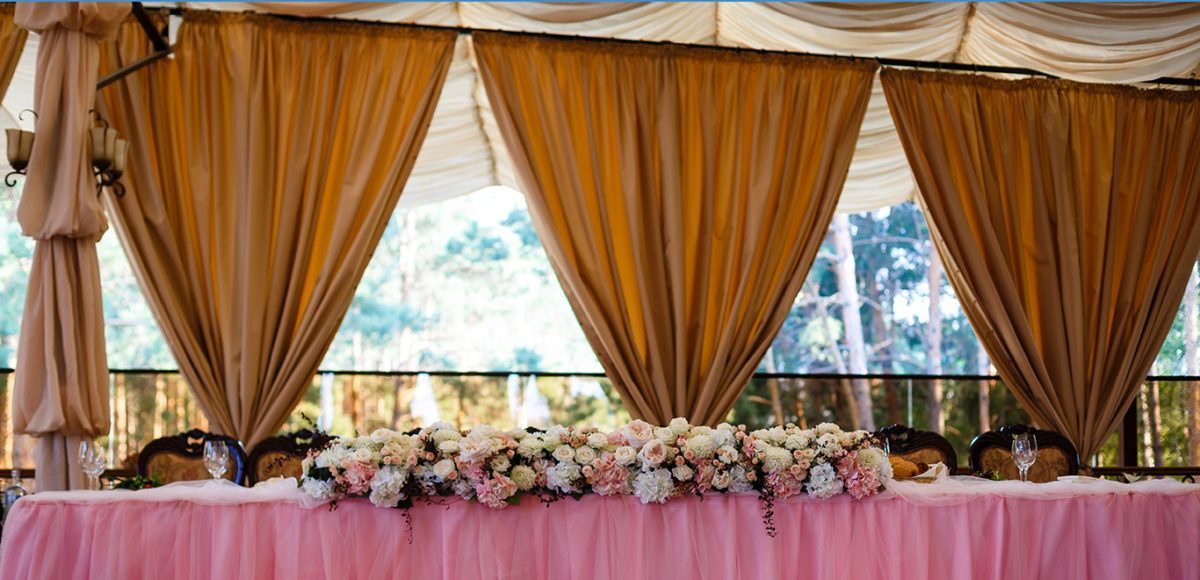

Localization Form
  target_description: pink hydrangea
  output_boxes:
[474,473,519,509]
[587,454,630,496]
[340,461,377,496]
[844,466,880,499]
[765,470,804,499]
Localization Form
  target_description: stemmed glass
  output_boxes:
[78,440,107,490]
[1012,433,1038,482]
[203,440,230,480]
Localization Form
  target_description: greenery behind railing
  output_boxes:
[0,369,1196,472]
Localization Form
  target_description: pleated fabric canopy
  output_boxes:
[3,2,1199,214]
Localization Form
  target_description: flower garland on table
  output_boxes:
[300,419,892,532]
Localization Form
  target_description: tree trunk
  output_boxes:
[832,214,873,430]
[868,280,900,425]
[977,346,991,433]
[816,295,861,429]
[763,347,785,426]
[926,247,944,434]
[1185,265,1199,465]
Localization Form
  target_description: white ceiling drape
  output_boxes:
[5,2,1199,213]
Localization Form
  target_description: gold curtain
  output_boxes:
[475,33,875,425]
[882,70,1200,460]
[12,3,128,492]
[97,12,454,446]
[0,4,27,97]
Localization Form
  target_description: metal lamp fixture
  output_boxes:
[4,110,35,187]
[90,111,128,197]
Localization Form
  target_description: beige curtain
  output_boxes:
[96,12,454,446]
[882,70,1200,460]
[475,33,875,425]
[13,2,129,492]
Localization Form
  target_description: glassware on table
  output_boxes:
[78,440,108,490]
[2,469,28,523]
[203,440,230,480]
[1011,433,1038,482]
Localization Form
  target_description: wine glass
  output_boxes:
[203,440,230,480]
[1012,433,1038,482]
[78,440,107,490]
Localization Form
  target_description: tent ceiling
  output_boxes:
[4,2,1199,213]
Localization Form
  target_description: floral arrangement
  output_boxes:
[105,474,162,490]
[299,419,892,514]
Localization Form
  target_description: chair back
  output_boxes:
[876,424,958,475]
[137,429,247,485]
[247,429,333,485]
[969,424,1079,482]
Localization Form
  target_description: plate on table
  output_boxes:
[1057,475,1098,483]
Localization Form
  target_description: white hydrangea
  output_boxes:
[368,466,408,508]
[511,465,537,491]
[684,434,716,459]
[711,427,736,448]
[729,466,754,493]
[633,468,674,504]
[815,423,840,435]
[784,432,811,451]
[806,463,844,499]
[546,461,581,494]
[301,477,336,501]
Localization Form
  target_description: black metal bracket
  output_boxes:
[96,3,173,90]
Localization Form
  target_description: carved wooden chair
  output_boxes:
[247,429,334,485]
[137,429,247,485]
[876,424,959,475]
[969,424,1080,482]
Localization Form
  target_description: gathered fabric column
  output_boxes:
[475,33,875,425]
[12,2,129,491]
[882,70,1200,460]
[96,12,455,447]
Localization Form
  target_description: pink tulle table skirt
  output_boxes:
[1,478,1198,579]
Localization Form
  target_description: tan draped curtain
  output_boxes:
[13,2,129,491]
[96,12,454,446]
[882,70,1200,460]
[475,33,875,425]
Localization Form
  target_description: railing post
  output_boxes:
[1119,398,1138,467]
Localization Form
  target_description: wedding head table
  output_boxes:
[0,476,1196,580]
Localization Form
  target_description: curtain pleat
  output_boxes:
[475,33,875,425]
[97,12,455,446]
[883,70,1200,460]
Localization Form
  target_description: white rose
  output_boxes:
[438,440,460,454]
[433,459,456,479]
[669,417,691,435]
[574,446,598,465]
[432,429,461,445]
[587,433,610,449]
[653,427,675,442]
[511,465,537,491]
[614,446,638,466]
[638,439,667,468]
[622,420,654,448]
[671,465,694,481]
[352,447,376,462]
[716,445,738,464]
[491,456,511,473]
[552,445,576,463]
[711,470,732,490]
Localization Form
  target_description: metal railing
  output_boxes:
[0,368,1196,476]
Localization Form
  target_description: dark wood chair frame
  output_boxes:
[137,428,248,485]
[246,429,335,485]
[876,424,959,475]
[968,424,1080,477]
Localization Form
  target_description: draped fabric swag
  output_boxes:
[882,70,1200,460]
[0,5,27,98]
[96,13,454,446]
[475,33,875,425]
[12,2,128,491]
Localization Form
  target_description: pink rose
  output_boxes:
[638,439,667,467]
